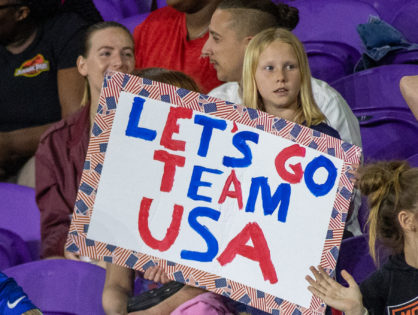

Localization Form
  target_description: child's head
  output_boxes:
[134,68,201,93]
[357,161,418,262]
[242,27,325,126]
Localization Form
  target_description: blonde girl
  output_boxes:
[242,28,338,138]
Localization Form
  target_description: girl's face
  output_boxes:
[255,41,301,119]
[78,27,135,97]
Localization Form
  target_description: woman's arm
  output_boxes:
[102,263,135,315]
[57,67,84,118]
[400,75,418,120]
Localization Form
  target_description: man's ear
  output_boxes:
[398,210,416,232]
[15,6,30,22]
[244,35,253,47]
[77,55,88,77]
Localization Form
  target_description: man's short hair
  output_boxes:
[217,0,299,37]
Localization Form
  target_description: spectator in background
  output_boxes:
[133,0,223,94]
[0,0,88,185]
[202,0,362,149]
[202,0,362,236]
[400,75,418,120]
[35,21,135,260]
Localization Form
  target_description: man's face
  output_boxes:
[202,9,250,83]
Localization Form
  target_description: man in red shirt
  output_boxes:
[133,0,223,94]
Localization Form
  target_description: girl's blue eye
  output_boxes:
[265,65,273,70]
[286,64,296,70]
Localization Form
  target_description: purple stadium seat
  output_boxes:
[304,41,360,83]
[378,49,418,66]
[354,110,418,162]
[0,228,32,271]
[359,0,413,22]
[357,196,369,234]
[291,0,380,54]
[120,0,153,16]
[331,64,418,116]
[156,0,166,8]
[335,234,376,285]
[3,260,106,315]
[390,1,418,44]
[119,12,150,34]
[92,0,123,21]
[407,153,418,167]
[93,0,152,22]
[0,183,40,260]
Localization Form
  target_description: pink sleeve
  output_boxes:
[171,292,235,315]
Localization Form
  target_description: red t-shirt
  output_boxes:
[133,6,222,94]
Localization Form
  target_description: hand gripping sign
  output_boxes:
[66,71,361,314]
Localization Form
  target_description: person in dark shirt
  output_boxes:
[307,161,418,315]
[0,0,87,180]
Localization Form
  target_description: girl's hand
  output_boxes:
[306,266,365,315]
[143,265,171,284]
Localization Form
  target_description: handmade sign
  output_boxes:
[66,71,361,314]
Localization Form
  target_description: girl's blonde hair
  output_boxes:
[357,161,418,263]
[242,27,325,126]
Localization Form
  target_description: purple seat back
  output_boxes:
[120,0,152,16]
[92,0,123,21]
[357,196,369,234]
[0,183,40,260]
[0,228,32,270]
[4,260,106,315]
[156,0,166,8]
[93,0,153,21]
[355,110,418,162]
[118,12,150,34]
[407,153,418,167]
[331,64,418,115]
[359,0,413,22]
[335,234,376,285]
[390,1,418,44]
[304,41,360,83]
[378,49,418,66]
[291,0,380,54]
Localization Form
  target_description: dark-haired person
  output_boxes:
[0,0,88,185]
[202,0,362,149]
[133,0,223,94]
[35,21,135,260]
